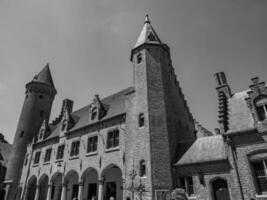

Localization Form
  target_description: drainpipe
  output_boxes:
[226,136,245,200]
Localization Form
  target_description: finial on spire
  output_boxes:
[145,14,150,23]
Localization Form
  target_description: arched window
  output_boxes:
[139,113,145,128]
[255,98,267,121]
[139,160,146,177]
[137,53,142,64]
[91,107,98,120]
[212,179,230,200]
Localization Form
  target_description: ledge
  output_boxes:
[188,196,197,200]
[55,159,64,163]
[43,162,51,166]
[105,147,120,153]
[86,152,97,157]
[256,194,267,198]
[32,164,39,167]
[69,156,79,160]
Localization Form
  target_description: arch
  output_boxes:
[25,176,37,200]
[101,164,123,200]
[81,168,99,200]
[210,178,230,200]
[50,172,63,200]
[64,170,79,200]
[38,174,49,200]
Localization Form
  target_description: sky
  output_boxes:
[0,0,267,143]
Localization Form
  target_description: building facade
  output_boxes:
[175,73,267,200]
[5,16,196,200]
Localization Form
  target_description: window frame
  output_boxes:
[44,148,52,162]
[70,140,80,157]
[106,129,119,149]
[87,135,98,153]
[255,97,267,121]
[34,151,41,164]
[56,144,65,160]
[251,159,267,194]
[178,176,194,197]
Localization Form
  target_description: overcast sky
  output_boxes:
[1,0,267,143]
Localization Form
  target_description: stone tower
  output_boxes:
[4,64,57,200]
[127,15,196,199]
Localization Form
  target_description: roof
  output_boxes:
[0,142,12,166]
[227,90,254,133]
[134,15,161,48]
[31,64,55,88]
[175,135,227,166]
[45,87,134,140]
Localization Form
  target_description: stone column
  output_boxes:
[46,184,52,200]
[98,178,104,200]
[34,184,40,200]
[61,183,67,200]
[78,182,84,200]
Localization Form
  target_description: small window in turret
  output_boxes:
[40,110,44,117]
[20,131,24,138]
[137,53,142,64]
[139,113,145,128]
[39,95,43,99]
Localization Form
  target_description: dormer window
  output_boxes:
[255,98,267,121]
[91,107,97,120]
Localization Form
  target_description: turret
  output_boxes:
[4,64,56,200]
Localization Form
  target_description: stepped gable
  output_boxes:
[175,135,227,166]
[44,87,134,141]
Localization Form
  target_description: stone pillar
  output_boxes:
[78,182,83,200]
[61,183,67,200]
[34,184,40,200]
[98,178,104,200]
[46,184,52,200]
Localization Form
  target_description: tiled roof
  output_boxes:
[175,135,227,166]
[45,87,134,140]
[0,142,12,166]
[227,90,254,133]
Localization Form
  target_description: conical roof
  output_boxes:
[32,63,55,88]
[134,15,161,48]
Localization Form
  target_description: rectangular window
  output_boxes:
[107,129,119,149]
[87,136,98,153]
[252,160,267,193]
[70,141,80,157]
[44,148,52,162]
[56,145,65,160]
[34,151,41,164]
[178,177,194,196]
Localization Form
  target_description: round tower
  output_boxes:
[4,64,57,200]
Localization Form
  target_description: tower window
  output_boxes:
[255,98,267,121]
[40,110,44,117]
[87,135,98,153]
[34,151,41,164]
[24,154,28,166]
[139,160,146,177]
[139,113,145,128]
[70,141,80,157]
[20,131,24,138]
[137,53,142,64]
[39,95,43,99]
[44,148,52,162]
[107,129,119,149]
[91,107,97,120]
[56,145,65,160]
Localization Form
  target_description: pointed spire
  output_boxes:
[134,15,161,48]
[32,63,55,88]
